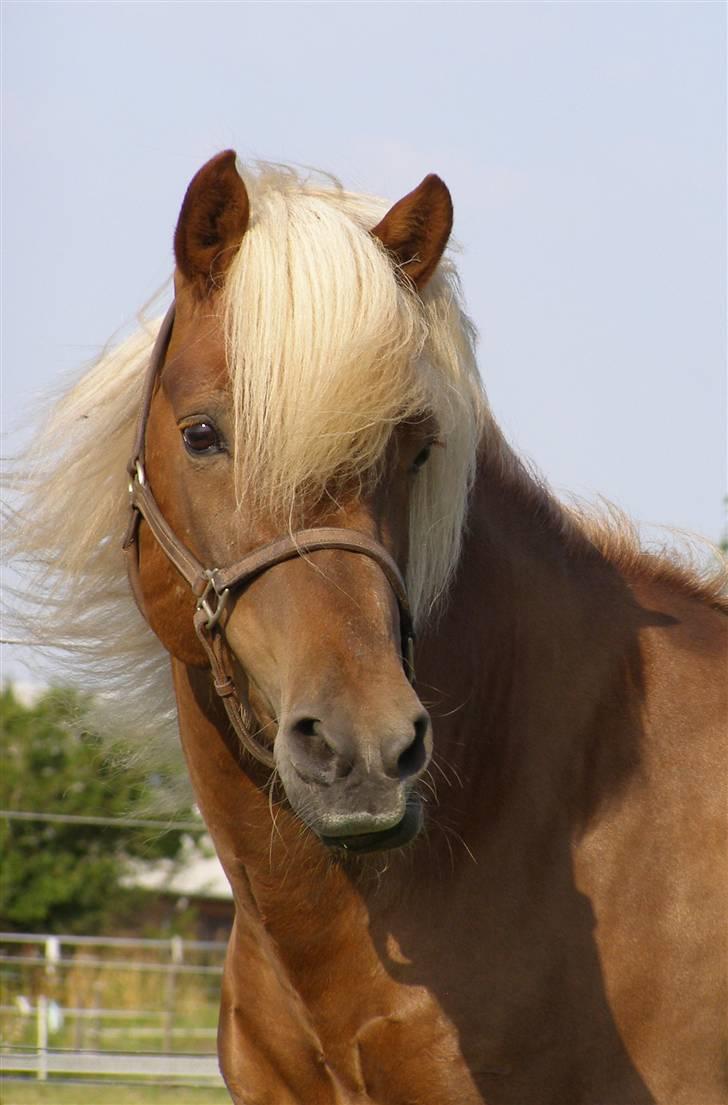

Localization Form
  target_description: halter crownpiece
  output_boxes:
[123,303,416,768]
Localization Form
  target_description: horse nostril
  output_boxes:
[396,714,429,780]
[286,716,348,779]
[292,717,320,739]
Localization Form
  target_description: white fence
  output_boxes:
[2,1045,221,1081]
[0,931,227,1087]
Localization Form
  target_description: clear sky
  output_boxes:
[2,2,725,679]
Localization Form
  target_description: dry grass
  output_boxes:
[1,1081,229,1104]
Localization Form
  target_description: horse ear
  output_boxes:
[174,150,250,293]
[372,174,453,290]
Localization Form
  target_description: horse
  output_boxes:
[9,150,726,1105]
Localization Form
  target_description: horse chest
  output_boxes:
[216,878,488,1103]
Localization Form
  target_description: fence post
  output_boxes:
[36,935,60,1080]
[85,978,102,1050]
[163,935,184,1052]
[45,935,60,978]
[36,994,48,1081]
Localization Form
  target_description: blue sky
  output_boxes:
[2,2,726,682]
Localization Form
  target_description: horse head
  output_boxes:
[131,151,464,853]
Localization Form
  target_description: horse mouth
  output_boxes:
[320,800,423,854]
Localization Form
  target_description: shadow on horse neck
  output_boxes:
[174,442,664,1103]
[369,454,665,1101]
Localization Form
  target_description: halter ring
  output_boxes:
[197,573,230,630]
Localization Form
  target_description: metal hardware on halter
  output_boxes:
[197,572,230,630]
[128,460,146,495]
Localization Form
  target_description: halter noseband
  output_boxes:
[123,304,415,769]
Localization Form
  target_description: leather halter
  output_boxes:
[123,304,415,768]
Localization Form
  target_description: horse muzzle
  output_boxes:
[274,707,431,852]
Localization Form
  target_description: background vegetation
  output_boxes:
[0,685,193,934]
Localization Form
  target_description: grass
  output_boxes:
[0,1079,231,1104]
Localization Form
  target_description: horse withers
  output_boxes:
[12,151,727,1104]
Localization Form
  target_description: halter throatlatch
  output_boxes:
[123,304,416,769]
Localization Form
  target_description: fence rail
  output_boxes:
[0,953,222,974]
[0,931,227,952]
[1,1046,223,1081]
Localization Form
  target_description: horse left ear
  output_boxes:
[174,150,250,294]
[372,174,453,290]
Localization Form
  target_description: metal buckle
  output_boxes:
[196,571,230,630]
[128,460,146,495]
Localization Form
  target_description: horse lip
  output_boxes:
[320,800,423,854]
[318,806,406,839]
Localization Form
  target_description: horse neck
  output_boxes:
[171,661,371,939]
[417,449,644,840]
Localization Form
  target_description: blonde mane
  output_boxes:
[4,320,182,783]
[221,164,486,619]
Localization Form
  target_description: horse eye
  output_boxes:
[182,422,222,454]
[411,445,432,473]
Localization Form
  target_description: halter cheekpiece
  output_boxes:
[123,304,415,768]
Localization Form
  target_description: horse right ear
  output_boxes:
[174,150,250,294]
[372,174,453,291]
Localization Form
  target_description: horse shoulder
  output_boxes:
[632,576,726,774]
[572,579,726,1105]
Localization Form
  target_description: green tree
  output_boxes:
[0,685,194,933]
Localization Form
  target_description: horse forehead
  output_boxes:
[161,319,230,409]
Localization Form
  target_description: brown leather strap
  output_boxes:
[124,300,415,769]
[193,610,274,767]
[212,528,409,613]
[127,478,208,596]
[127,304,176,477]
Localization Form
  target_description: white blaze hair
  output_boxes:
[5,163,488,763]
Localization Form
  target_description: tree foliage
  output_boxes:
[0,685,192,934]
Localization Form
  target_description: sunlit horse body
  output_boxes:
[12,152,726,1104]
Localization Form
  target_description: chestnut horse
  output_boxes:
[10,152,726,1104]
